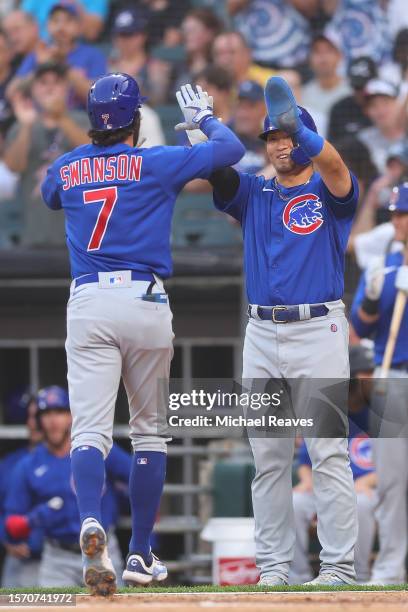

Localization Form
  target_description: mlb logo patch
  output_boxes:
[110,275,123,286]
[331,323,338,332]
[137,457,148,465]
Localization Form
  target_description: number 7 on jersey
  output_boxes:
[83,186,118,251]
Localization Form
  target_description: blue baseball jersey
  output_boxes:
[41,135,220,279]
[0,446,44,557]
[4,442,131,543]
[351,251,408,365]
[298,409,374,480]
[214,171,358,305]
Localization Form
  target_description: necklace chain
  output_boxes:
[273,176,312,201]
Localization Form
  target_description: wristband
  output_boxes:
[361,296,380,315]
[294,124,324,158]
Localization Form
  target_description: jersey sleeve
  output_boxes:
[320,172,359,219]
[213,172,254,224]
[153,144,214,193]
[41,162,62,210]
[4,457,33,517]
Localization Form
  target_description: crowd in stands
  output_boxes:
[0,0,405,256]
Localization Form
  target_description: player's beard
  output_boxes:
[45,426,71,452]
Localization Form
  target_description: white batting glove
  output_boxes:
[365,256,385,300]
[175,84,213,131]
[395,265,408,294]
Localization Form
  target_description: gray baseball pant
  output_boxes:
[243,300,357,583]
[66,278,174,459]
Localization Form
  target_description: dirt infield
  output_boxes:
[42,590,408,612]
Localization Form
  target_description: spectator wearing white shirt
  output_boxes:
[358,79,405,175]
[301,32,351,137]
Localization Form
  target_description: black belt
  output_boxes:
[74,270,154,288]
[46,538,81,553]
[248,304,329,323]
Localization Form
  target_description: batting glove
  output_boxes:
[175,84,213,131]
[365,257,386,301]
[395,265,408,294]
[5,515,31,539]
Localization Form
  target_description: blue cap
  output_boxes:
[238,80,264,102]
[88,72,144,131]
[389,183,408,213]
[49,1,79,18]
[112,8,148,35]
[37,386,70,412]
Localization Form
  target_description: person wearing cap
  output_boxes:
[350,140,408,241]
[199,76,360,586]
[351,183,408,584]
[357,79,405,174]
[230,80,268,175]
[3,61,89,248]
[327,56,377,143]
[13,2,107,109]
[20,0,108,42]
[108,7,165,148]
[0,392,43,587]
[3,386,131,588]
[289,344,377,584]
[301,32,351,137]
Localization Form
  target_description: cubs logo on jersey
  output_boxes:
[349,434,374,472]
[283,193,324,235]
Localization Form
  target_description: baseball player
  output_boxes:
[351,183,408,584]
[4,386,130,587]
[0,392,43,588]
[40,73,244,595]
[289,345,377,584]
[202,77,359,585]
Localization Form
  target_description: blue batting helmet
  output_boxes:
[37,386,70,413]
[87,73,144,131]
[259,105,318,166]
[388,183,408,213]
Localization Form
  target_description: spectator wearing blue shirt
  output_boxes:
[0,392,44,587]
[21,0,108,42]
[13,2,106,110]
[4,387,131,587]
[289,345,377,584]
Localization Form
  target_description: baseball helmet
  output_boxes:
[388,183,408,213]
[36,386,70,425]
[87,73,144,131]
[259,106,318,166]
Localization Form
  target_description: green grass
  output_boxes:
[0,584,407,594]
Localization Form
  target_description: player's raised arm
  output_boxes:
[175,83,245,169]
[264,77,352,199]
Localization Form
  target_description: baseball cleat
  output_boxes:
[122,552,168,586]
[258,575,288,586]
[80,518,117,596]
[303,572,351,586]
